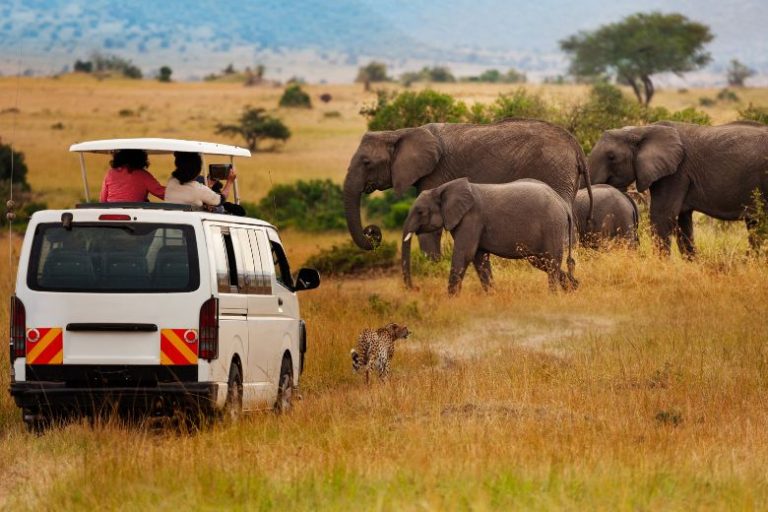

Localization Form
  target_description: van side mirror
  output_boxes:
[294,268,320,292]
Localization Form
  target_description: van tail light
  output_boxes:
[10,295,26,363]
[199,297,219,361]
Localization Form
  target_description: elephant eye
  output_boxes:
[607,151,616,161]
[362,157,371,166]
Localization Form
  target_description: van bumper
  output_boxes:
[9,381,220,415]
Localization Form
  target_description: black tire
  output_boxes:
[274,356,293,414]
[22,409,52,434]
[223,362,243,422]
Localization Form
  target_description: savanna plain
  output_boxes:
[1,76,768,510]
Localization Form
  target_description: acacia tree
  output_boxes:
[727,59,755,87]
[215,107,290,151]
[560,12,713,105]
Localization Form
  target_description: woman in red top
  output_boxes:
[99,149,165,202]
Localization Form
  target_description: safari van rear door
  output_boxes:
[18,214,207,368]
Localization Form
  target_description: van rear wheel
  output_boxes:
[274,357,293,414]
[222,363,242,422]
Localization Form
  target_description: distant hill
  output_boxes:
[1,0,766,84]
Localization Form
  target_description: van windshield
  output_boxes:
[28,223,199,293]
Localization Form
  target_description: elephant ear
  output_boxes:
[391,127,441,195]
[635,125,684,192]
[439,178,474,231]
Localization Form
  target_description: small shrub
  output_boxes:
[716,88,739,102]
[50,122,65,130]
[748,188,768,253]
[241,179,344,231]
[738,103,768,125]
[118,108,135,117]
[654,409,683,427]
[305,241,396,276]
[319,93,332,103]
[158,66,172,83]
[215,106,290,151]
[363,188,418,227]
[279,84,312,108]
[0,141,29,188]
[698,97,715,107]
[323,111,341,118]
[677,88,689,94]
[361,89,468,130]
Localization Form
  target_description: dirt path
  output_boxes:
[408,314,617,363]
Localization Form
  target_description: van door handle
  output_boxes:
[278,298,283,306]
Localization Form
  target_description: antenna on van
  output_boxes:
[268,169,278,221]
[6,43,23,285]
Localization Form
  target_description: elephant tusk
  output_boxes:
[403,232,414,243]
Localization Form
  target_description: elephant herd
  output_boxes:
[343,118,768,294]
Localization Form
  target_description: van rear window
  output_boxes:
[28,223,199,293]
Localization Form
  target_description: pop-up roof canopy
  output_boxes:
[69,138,251,157]
[70,138,250,203]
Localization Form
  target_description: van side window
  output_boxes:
[222,232,239,289]
[247,229,272,295]
[270,241,293,290]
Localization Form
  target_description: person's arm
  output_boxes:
[218,167,237,201]
[141,170,166,200]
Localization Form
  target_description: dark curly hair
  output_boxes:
[172,152,203,184]
[110,149,149,172]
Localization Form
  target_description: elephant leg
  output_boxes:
[676,210,696,259]
[472,250,493,292]
[528,256,559,292]
[649,178,689,256]
[448,228,480,296]
[418,231,442,261]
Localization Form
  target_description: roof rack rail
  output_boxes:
[75,202,203,211]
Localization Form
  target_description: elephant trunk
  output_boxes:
[343,171,379,250]
[402,231,414,289]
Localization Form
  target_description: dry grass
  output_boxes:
[0,77,767,509]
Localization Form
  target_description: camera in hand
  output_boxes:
[208,163,231,181]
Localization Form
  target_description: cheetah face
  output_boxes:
[386,323,410,340]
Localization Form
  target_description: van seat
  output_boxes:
[40,249,96,288]
[105,253,150,289]
[152,247,189,289]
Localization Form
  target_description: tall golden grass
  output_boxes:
[0,77,767,509]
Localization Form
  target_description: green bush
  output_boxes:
[279,84,312,108]
[739,104,768,125]
[699,97,716,107]
[241,179,345,231]
[0,140,29,189]
[305,241,396,276]
[748,188,768,254]
[363,188,418,228]
[400,66,456,86]
[716,88,739,102]
[361,89,468,130]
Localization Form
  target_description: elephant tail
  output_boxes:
[625,192,640,245]
[566,207,578,289]
[577,146,594,230]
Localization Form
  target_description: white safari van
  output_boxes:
[8,139,320,430]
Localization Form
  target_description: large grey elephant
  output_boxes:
[589,121,768,256]
[574,184,638,248]
[401,178,578,295]
[344,119,592,257]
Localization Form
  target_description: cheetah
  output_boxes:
[350,323,410,383]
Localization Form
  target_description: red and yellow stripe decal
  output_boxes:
[26,328,63,365]
[160,329,198,365]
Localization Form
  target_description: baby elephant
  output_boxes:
[574,184,638,248]
[351,323,410,383]
[402,178,578,294]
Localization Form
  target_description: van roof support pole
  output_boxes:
[79,153,90,203]
[230,156,239,205]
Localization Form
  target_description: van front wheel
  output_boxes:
[274,357,293,414]
[222,363,243,422]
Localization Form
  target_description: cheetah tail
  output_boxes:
[350,349,361,372]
